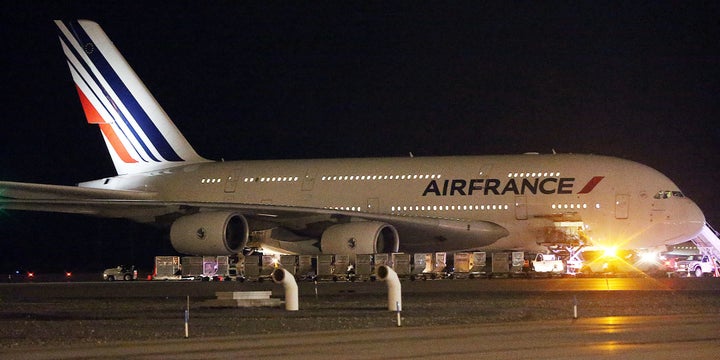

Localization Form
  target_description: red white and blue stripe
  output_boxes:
[55,20,207,175]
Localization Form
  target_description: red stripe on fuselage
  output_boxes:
[577,176,605,194]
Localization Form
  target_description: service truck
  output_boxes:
[531,253,565,275]
[675,254,718,277]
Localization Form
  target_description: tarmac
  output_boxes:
[1,277,719,359]
[3,314,719,359]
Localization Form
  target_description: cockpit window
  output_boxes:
[654,190,685,199]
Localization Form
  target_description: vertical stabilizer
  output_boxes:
[54,20,209,175]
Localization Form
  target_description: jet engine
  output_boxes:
[320,221,399,254]
[170,212,248,255]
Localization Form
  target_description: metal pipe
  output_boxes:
[271,268,299,311]
[377,265,401,311]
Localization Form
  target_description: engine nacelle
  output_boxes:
[170,212,248,255]
[320,221,399,254]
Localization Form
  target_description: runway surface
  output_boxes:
[1,277,719,359]
[3,314,719,359]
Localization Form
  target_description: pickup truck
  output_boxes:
[675,255,716,277]
[531,253,565,274]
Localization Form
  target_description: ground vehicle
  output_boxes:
[675,255,717,277]
[566,249,639,275]
[181,256,231,281]
[531,253,565,274]
[103,265,137,281]
[153,256,182,280]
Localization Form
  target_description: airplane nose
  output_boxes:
[660,197,706,246]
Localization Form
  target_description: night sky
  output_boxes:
[1,1,719,273]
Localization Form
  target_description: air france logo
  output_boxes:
[422,176,604,196]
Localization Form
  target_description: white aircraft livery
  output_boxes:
[0,20,707,257]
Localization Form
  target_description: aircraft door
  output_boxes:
[367,198,379,212]
[224,169,241,193]
[302,170,315,191]
[615,194,629,219]
[515,196,528,220]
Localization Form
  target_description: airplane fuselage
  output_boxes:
[81,153,703,252]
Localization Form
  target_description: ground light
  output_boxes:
[638,251,660,264]
[602,246,618,258]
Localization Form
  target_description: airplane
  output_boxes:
[0,20,707,258]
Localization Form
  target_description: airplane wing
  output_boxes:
[0,181,160,216]
[0,181,156,200]
[0,181,508,252]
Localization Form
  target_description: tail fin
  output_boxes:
[54,20,209,175]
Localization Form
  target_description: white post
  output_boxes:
[573,296,578,320]
[272,268,299,311]
[184,295,190,338]
[377,265,401,311]
[396,301,402,327]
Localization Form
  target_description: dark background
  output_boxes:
[1,1,718,273]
